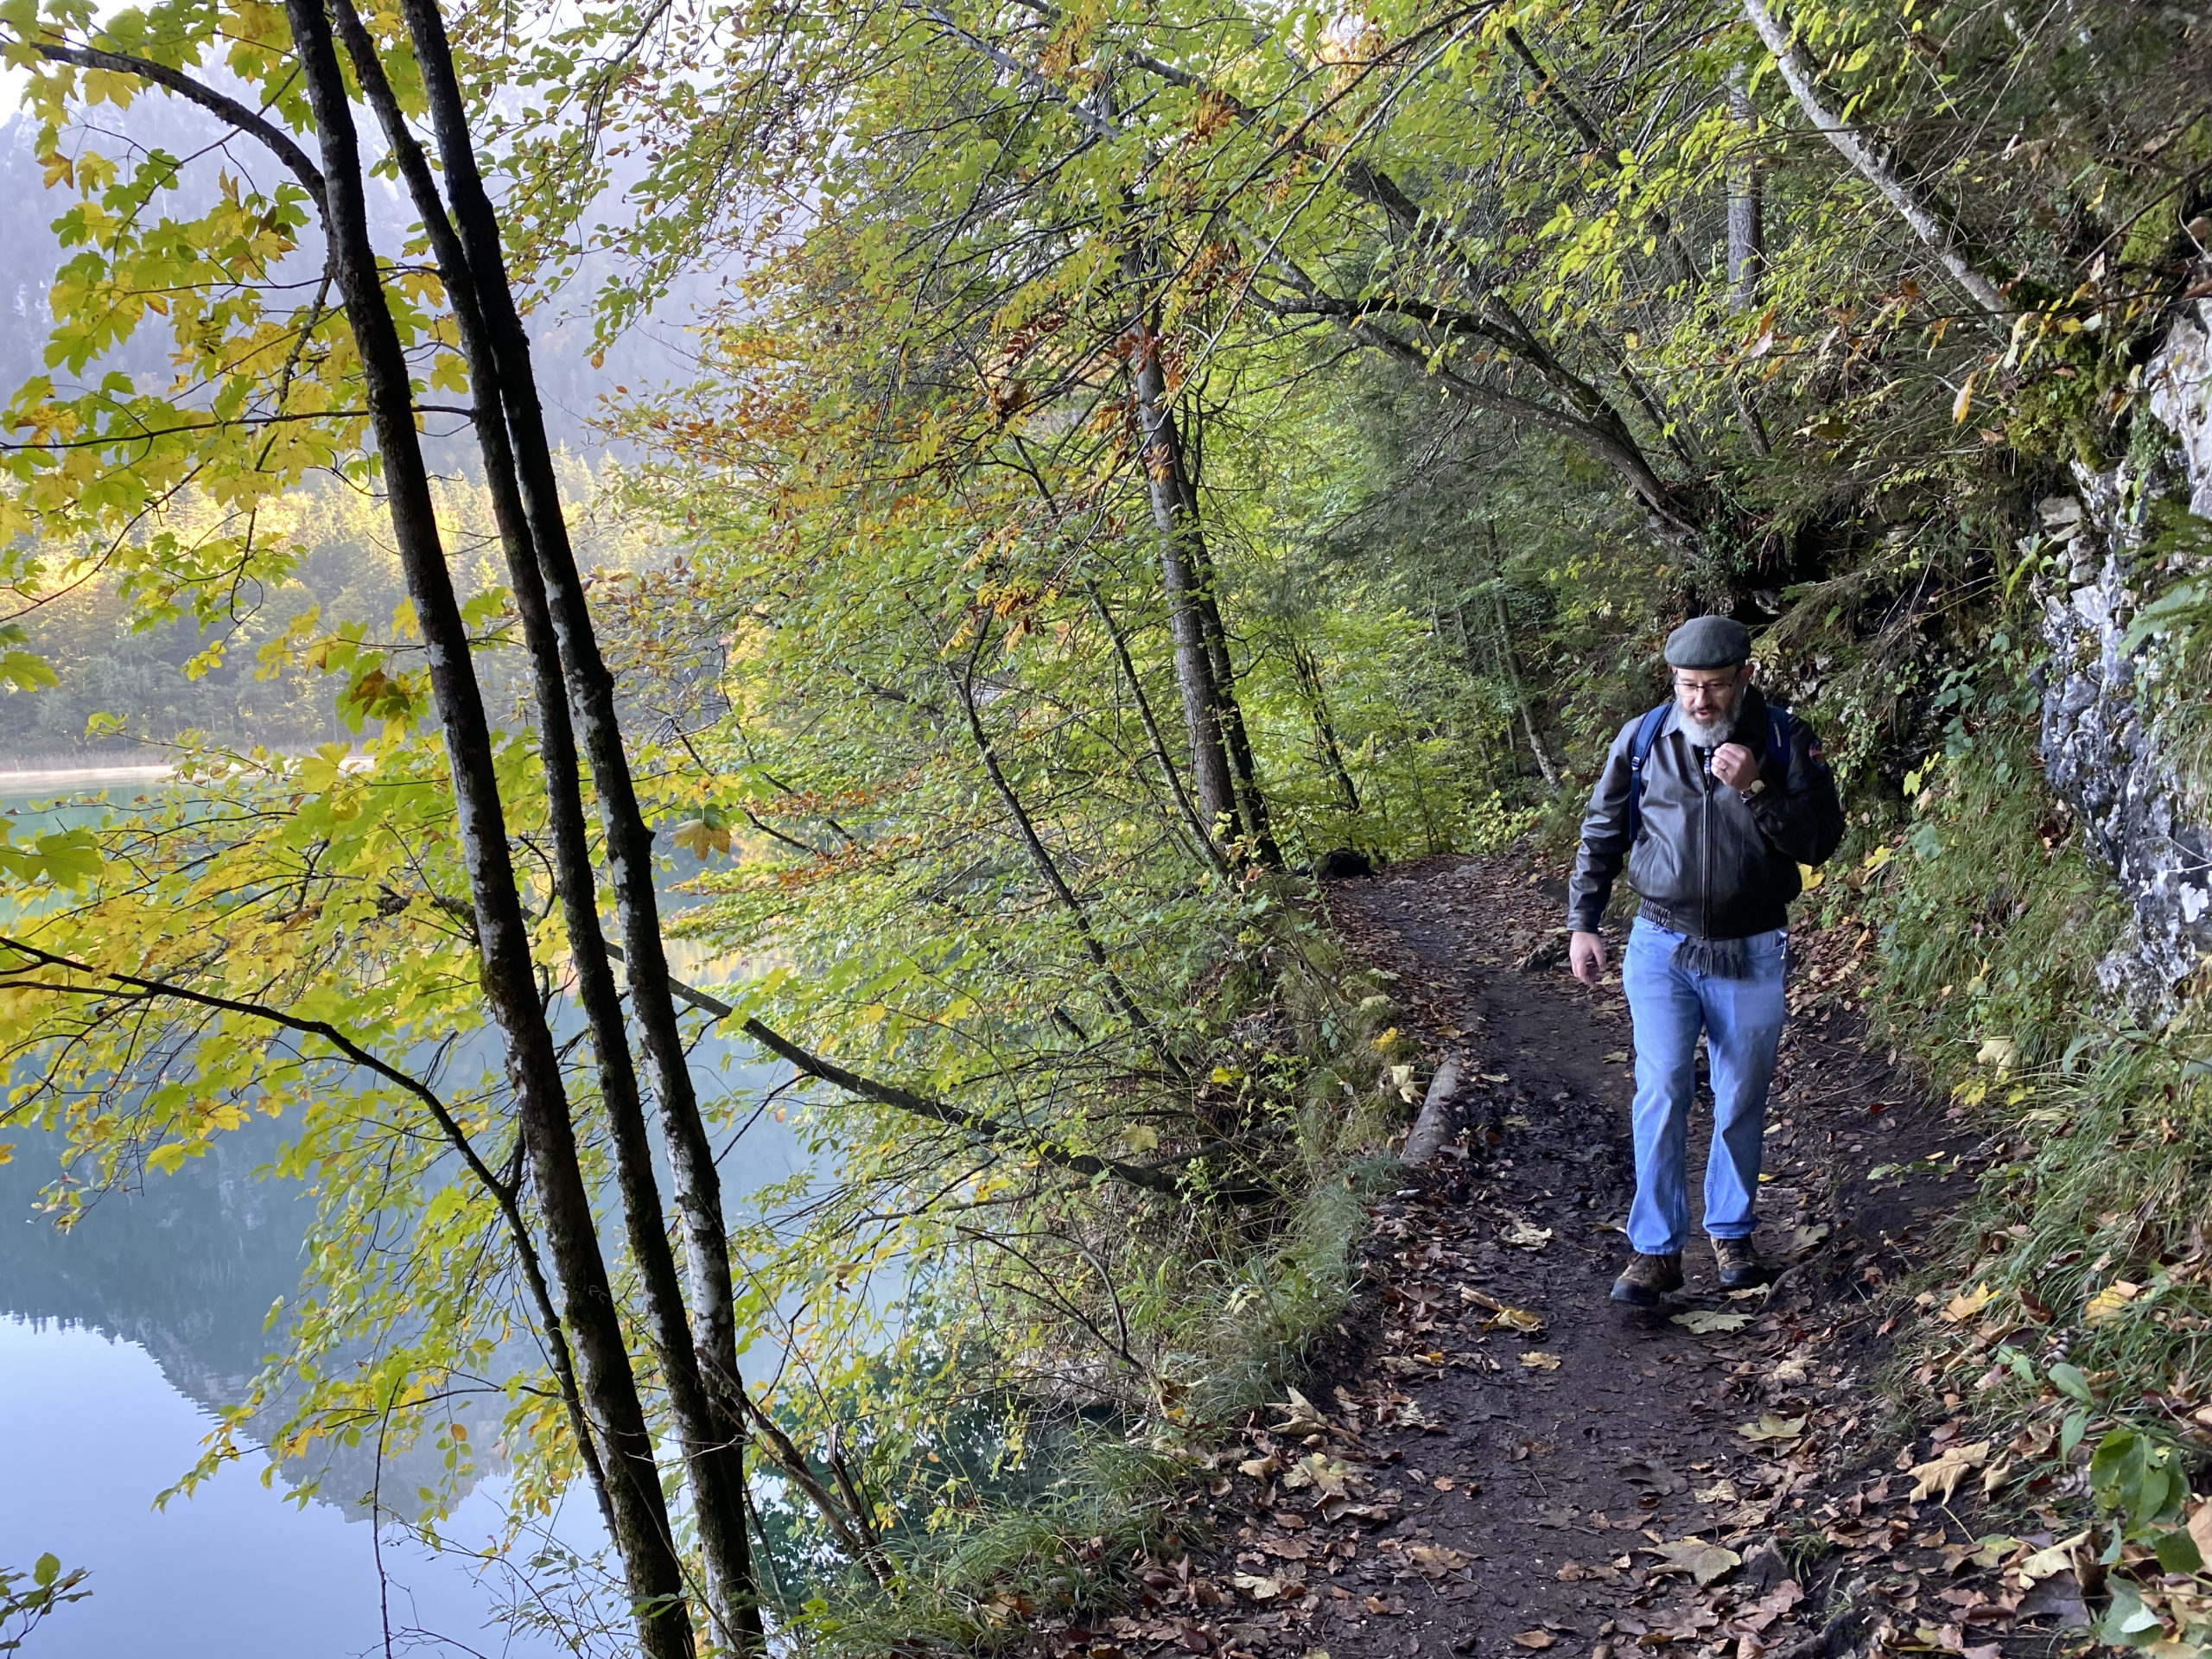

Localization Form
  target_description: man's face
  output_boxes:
[1673,663,1751,731]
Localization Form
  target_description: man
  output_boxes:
[1567,617,1846,1306]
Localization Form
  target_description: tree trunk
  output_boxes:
[1740,0,2011,321]
[947,632,1181,1077]
[390,8,762,1644]
[326,10,758,1637]
[1288,642,1360,813]
[1182,516,1280,861]
[1084,580,1230,874]
[1726,68,1764,309]
[1126,299,1238,844]
[278,6,696,1654]
[1483,525,1561,792]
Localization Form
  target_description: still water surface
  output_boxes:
[1,772,802,1656]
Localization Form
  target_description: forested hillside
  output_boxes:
[0,0,2208,1652]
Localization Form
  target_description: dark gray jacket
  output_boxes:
[1567,688,1847,938]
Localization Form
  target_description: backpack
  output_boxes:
[1624,701,1794,842]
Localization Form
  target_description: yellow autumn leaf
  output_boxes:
[2084,1281,2141,1323]
[1942,1281,1994,1322]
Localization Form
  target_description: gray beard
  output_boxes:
[1682,710,1736,748]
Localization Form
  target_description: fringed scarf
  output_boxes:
[1672,933,1754,979]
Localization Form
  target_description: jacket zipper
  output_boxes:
[1700,740,1711,940]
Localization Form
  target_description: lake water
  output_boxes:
[0,771,804,1656]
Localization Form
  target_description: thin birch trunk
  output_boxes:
[1289,642,1361,813]
[1084,580,1230,874]
[1740,0,2011,321]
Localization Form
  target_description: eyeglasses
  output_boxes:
[1672,673,1743,696]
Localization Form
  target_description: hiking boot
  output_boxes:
[1713,1236,1764,1290]
[1610,1251,1683,1306]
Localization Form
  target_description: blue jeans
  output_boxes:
[1621,918,1787,1256]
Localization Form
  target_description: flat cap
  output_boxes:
[1664,615,1753,669]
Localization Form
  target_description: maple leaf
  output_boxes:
[1942,1281,1995,1323]
[1910,1441,1992,1502]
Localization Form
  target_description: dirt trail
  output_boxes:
[1032,853,2083,1659]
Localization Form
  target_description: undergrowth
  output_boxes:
[1859,701,2212,1649]
[789,894,1410,1658]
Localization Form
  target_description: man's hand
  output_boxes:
[1710,741,1761,792]
[1569,930,1607,986]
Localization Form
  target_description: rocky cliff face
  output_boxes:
[2037,299,2212,1019]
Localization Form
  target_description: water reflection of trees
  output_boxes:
[0,1116,499,1519]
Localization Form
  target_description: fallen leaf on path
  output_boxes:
[1408,1545,1469,1578]
[1281,1453,1351,1497]
[1510,1631,1555,1649]
[1520,1351,1563,1370]
[1503,1219,1554,1249]
[1396,1399,1446,1432]
[1233,1572,1296,1600]
[1479,1072,1510,1084]
[1238,1453,1282,1479]
[1673,1309,1751,1333]
[1488,1306,1545,1334]
[1738,1414,1807,1443]
[1432,1475,1457,1491]
[1645,1540,1743,1586]
[1791,1223,1832,1253]
[1269,1388,1329,1436]
[1603,1051,1630,1064]
[1620,1459,1688,1494]
[1909,1440,1991,1502]
[1693,1479,1741,1503]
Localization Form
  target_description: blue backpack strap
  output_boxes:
[1624,702,1671,842]
[1764,705,1793,789]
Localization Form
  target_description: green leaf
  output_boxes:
[2049,1361,2094,1403]
[2154,1527,2203,1575]
[2060,1408,2088,1459]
